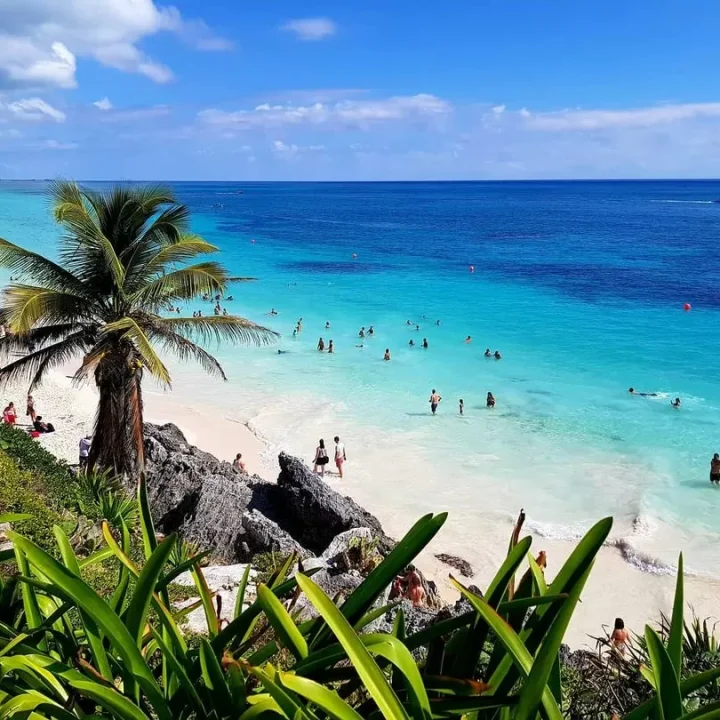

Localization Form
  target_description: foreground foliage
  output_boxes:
[0,181,276,477]
[0,478,718,719]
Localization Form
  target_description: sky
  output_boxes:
[2,0,720,180]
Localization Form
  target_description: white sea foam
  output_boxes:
[651,200,715,204]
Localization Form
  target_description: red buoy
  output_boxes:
[683,303,691,312]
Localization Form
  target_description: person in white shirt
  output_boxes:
[79,436,92,469]
[333,436,347,479]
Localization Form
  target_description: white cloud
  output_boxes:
[492,104,506,116]
[6,97,65,122]
[30,139,79,150]
[281,18,337,41]
[199,94,453,130]
[96,105,171,122]
[93,97,113,111]
[271,140,326,159]
[0,0,231,89]
[525,102,720,131]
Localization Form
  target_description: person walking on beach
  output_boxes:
[313,439,329,475]
[429,389,442,415]
[317,337,325,351]
[334,436,346,478]
[3,402,17,425]
[711,453,720,485]
[459,399,464,415]
[383,348,391,361]
[233,453,246,472]
[26,395,36,423]
[79,436,92,469]
[487,392,496,408]
[610,618,630,656]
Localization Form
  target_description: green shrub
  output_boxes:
[0,450,66,552]
[0,423,83,512]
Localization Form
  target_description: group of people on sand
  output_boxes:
[312,436,347,478]
[2,395,55,434]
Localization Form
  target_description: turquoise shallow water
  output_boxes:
[2,180,720,573]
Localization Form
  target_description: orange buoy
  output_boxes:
[683,303,691,312]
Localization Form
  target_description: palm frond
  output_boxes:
[143,321,227,380]
[51,181,126,291]
[0,322,90,363]
[152,315,279,347]
[125,236,219,294]
[1,285,96,333]
[130,262,231,308]
[0,330,90,391]
[0,238,89,297]
[101,317,171,386]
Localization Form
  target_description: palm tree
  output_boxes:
[0,181,276,478]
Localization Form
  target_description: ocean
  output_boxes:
[2,179,720,577]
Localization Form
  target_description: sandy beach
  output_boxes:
[2,369,718,649]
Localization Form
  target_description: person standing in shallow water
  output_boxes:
[327,340,334,353]
[429,389,442,415]
[486,392,496,408]
[459,399,464,415]
[383,348,391,361]
[313,439,329,476]
[710,453,720,485]
[317,337,325,351]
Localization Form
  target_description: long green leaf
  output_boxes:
[251,665,314,719]
[257,583,309,660]
[8,532,171,720]
[73,680,149,720]
[297,574,410,719]
[645,626,683,720]
[138,472,158,560]
[125,534,177,646]
[313,514,446,648]
[192,563,219,638]
[0,694,78,720]
[624,668,720,720]
[667,553,684,680]
[452,579,563,720]
[280,673,363,720]
[513,562,592,720]
[234,563,252,619]
[199,639,234,718]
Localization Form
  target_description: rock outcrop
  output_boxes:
[141,424,390,563]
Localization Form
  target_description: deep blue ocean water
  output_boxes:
[2,179,720,572]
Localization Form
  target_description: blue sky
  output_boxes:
[1,0,720,180]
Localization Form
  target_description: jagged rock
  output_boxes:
[435,553,474,578]
[322,527,374,562]
[240,510,310,559]
[142,423,298,563]
[274,453,393,554]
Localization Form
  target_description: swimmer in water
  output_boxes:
[409,339,415,347]
[459,398,464,415]
[328,340,334,354]
[406,320,412,326]
[297,318,303,332]
[711,453,720,485]
[325,321,330,329]
[436,319,441,326]
[415,324,420,331]
[270,308,278,315]
[628,388,658,397]
[359,327,366,338]
[671,397,681,408]
[422,338,428,348]
[368,326,375,335]
[464,335,472,343]
[317,337,325,351]
[383,348,391,361]
[429,389,442,415]
[486,392,496,408]
[494,350,502,360]
[484,348,491,357]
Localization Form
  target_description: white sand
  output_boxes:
[2,370,718,649]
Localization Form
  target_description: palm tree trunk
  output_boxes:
[87,348,145,480]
